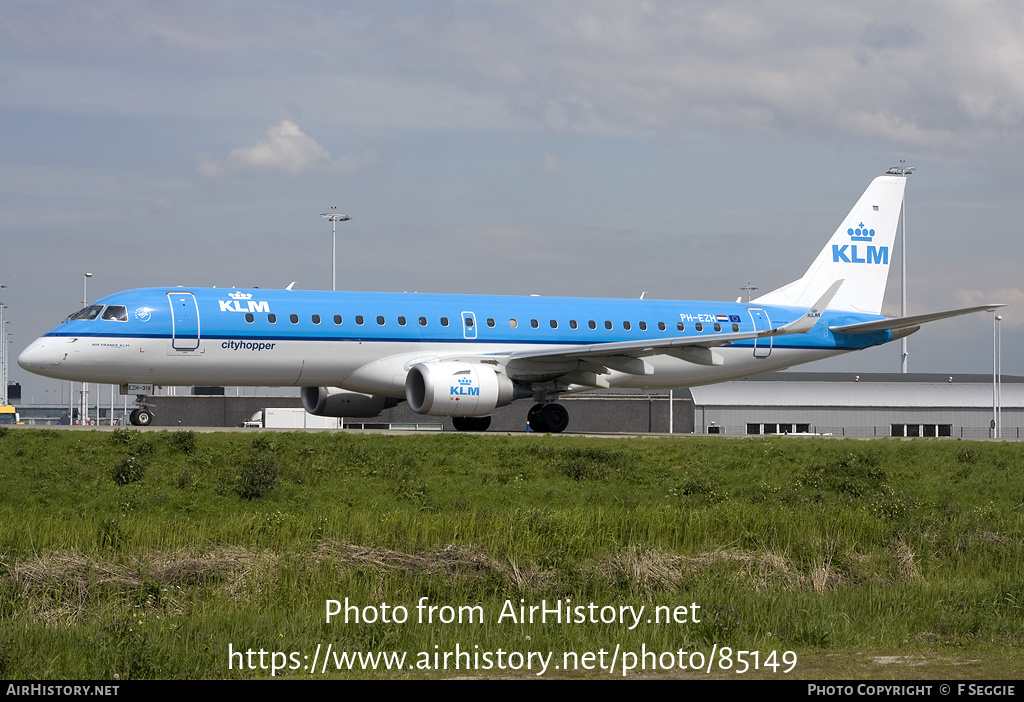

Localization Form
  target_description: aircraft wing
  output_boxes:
[829,304,1005,335]
[472,281,845,378]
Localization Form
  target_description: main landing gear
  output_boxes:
[527,403,569,433]
[449,402,570,433]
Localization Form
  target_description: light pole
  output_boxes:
[82,273,93,424]
[320,208,351,291]
[0,284,6,408]
[740,283,758,303]
[886,163,914,373]
[0,297,7,408]
[993,312,1002,439]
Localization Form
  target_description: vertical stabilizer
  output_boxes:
[752,174,906,314]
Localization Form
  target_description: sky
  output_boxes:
[2,1,1022,404]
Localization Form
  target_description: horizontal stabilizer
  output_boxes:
[830,304,1005,335]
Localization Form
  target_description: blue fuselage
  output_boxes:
[19,287,890,394]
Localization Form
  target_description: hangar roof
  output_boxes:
[691,376,1024,409]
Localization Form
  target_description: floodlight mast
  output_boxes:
[0,285,7,407]
[993,312,1002,439]
[887,163,914,373]
[321,208,351,291]
[82,273,93,424]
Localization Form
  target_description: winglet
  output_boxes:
[766,279,843,336]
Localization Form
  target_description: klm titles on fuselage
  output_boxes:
[833,223,888,265]
[219,297,271,313]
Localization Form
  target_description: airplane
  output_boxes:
[19,171,1002,431]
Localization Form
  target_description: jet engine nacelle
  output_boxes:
[301,386,398,417]
[405,362,515,417]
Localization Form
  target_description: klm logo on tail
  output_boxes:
[832,223,888,265]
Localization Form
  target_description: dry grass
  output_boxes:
[8,540,888,628]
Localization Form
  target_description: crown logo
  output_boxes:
[847,223,875,242]
[458,377,473,385]
[229,291,254,300]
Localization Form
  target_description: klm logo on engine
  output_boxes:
[450,376,479,396]
[833,222,888,265]
[218,291,270,313]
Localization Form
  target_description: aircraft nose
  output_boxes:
[18,338,57,374]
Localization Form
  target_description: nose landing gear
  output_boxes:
[129,407,153,426]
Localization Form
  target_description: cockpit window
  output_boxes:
[101,305,128,322]
[66,305,103,322]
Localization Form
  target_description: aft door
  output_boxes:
[168,292,200,350]
[747,307,772,358]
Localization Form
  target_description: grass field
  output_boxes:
[1,427,1022,679]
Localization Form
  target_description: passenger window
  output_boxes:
[312,314,321,324]
[245,313,254,323]
[377,316,385,325]
[623,321,631,330]
[487,318,495,327]
[290,314,299,324]
[440,317,449,327]
[732,323,740,332]
[268,314,277,324]
[419,317,428,326]
[589,320,597,330]
[658,322,666,331]
[531,319,539,328]
[355,315,364,325]
[676,322,684,331]
[569,320,578,329]
[549,320,557,329]
[713,322,721,332]
[639,321,647,331]
[465,317,474,328]
[398,316,407,326]
[334,315,342,325]
[695,322,703,332]
[604,321,612,330]
[509,319,518,328]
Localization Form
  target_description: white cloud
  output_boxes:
[540,153,570,177]
[197,120,371,179]
[148,195,176,213]
[953,288,1024,328]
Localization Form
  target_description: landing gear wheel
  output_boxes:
[527,403,568,433]
[452,416,492,432]
[527,404,546,432]
[539,403,569,433]
[130,408,153,426]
